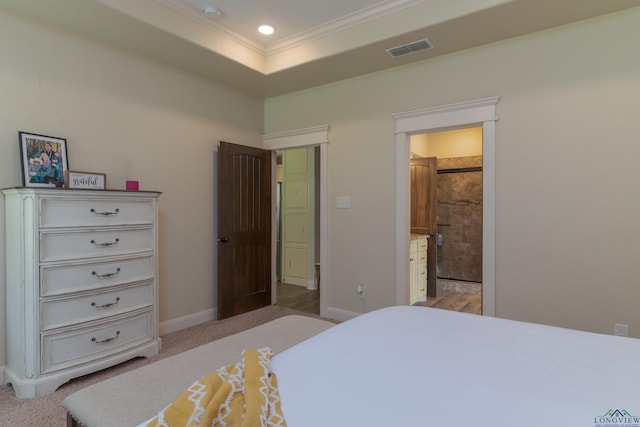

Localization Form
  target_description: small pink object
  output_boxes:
[126,180,139,191]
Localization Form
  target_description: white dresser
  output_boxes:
[2,188,161,398]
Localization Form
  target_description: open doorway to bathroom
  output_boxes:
[410,127,483,314]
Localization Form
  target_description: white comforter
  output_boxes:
[272,306,640,427]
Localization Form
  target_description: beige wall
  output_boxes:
[411,127,483,159]
[0,8,264,366]
[1,4,639,372]
[265,7,640,336]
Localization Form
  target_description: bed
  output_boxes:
[272,306,640,427]
[68,306,640,427]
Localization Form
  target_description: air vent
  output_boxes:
[386,38,433,58]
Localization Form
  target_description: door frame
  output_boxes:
[263,125,329,318]
[394,97,498,316]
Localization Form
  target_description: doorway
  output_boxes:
[394,97,498,316]
[263,125,329,318]
[410,127,483,314]
[275,147,320,315]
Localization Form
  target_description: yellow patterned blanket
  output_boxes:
[142,348,287,427]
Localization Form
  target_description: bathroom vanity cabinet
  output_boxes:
[410,235,428,305]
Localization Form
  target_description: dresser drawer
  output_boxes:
[41,256,154,296]
[41,282,154,330]
[41,310,153,374]
[40,227,153,262]
[40,198,155,228]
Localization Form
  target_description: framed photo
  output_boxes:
[65,170,107,190]
[19,132,69,188]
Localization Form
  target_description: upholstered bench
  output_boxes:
[64,315,334,427]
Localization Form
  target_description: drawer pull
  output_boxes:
[90,208,120,216]
[91,297,120,309]
[90,238,120,247]
[92,268,121,279]
[91,331,120,344]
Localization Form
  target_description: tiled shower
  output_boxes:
[436,156,482,285]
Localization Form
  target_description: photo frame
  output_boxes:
[65,170,107,190]
[19,132,69,188]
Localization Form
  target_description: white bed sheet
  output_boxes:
[272,306,640,427]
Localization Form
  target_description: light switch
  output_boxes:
[336,196,351,209]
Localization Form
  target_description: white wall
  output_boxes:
[0,8,264,366]
[265,7,640,336]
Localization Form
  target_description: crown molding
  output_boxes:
[156,0,423,57]
[265,0,424,56]
[156,0,265,54]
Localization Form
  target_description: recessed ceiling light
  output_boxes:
[258,25,275,35]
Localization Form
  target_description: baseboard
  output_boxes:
[159,308,217,335]
[306,279,317,290]
[325,306,361,322]
[0,366,5,385]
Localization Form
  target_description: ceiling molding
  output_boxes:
[156,0,423,57]
[3,0,639,97]
[156,0,265,54]
[264,0,424,56]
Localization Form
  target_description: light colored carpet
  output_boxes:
[0,305,327,427]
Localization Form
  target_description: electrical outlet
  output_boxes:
[356,284,365,298]
[614,323,630,337]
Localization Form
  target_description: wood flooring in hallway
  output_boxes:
[276,281,319,315]
[276,281,482,316]
[418,289,482,315]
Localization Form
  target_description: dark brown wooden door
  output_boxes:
[217,142,272,319]
[410,157,438,298]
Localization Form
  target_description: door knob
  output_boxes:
[217,236,230,243]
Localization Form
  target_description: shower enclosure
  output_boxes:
[436,156,482,284]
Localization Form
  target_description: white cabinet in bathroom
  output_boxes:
[410,236,428,305]
[2,188,161,398]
